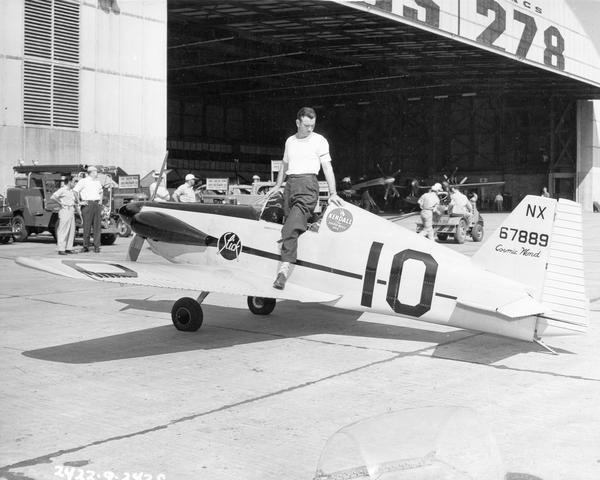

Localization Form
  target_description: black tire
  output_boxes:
[471,222,484,242]
[117,219,132,237]
[454,219,467,244]
[171,297,203,331]
[100,233,117,245]
[247,296,276,315]
[437,233,448,242]
[12,215,28,242]
[0,235,11,244]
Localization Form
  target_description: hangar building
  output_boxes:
[1,0,599,210]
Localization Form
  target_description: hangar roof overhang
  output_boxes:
[168,0,600,105]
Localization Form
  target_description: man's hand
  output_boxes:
[328,193,343,207]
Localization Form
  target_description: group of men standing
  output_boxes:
[50,165,105,255]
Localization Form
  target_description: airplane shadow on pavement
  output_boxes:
[22,298,565,364]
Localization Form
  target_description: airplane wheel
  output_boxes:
[471,222,484,242]
[171,297,203,331]
[454,219,467,244]
[247,296,276,315]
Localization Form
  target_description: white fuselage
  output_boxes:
[137,202,540,342]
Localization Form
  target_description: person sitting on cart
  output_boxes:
[448,186,473,221]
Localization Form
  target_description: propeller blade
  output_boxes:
[127,234,145,262]
[460,176,468,184]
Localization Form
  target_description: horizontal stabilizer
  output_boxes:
[15,256,340,304]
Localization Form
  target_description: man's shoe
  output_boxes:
[94,247,101,253]
[58,251,67,256]
[81,247,90,253]
[273,272,287,290]
[65,250,77,254]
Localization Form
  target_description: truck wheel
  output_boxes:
[117,219,132,237]
[471,222,484,242]
[171,297,203,331]
[247,296,276,315]
[437,233,448,242]
[12,215,28,242]
[100,233,117,245]
[0,235,11,244]
[454,219,467,244]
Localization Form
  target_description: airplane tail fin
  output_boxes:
[472,195,588,334]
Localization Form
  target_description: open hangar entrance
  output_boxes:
[166,0,600,210]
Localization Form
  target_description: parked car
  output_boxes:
[0,194,14,244]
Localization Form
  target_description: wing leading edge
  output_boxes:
[15,256,340,304]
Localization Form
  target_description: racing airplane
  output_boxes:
[16,194,588,349]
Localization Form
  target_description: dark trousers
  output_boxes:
[281,174,319,263]
[82,202,102,248]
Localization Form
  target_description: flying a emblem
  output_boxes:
[16,195,588,350]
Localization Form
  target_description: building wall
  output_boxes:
[0,0,167,195]
[577,100,600,211]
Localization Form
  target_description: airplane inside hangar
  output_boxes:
[166,0,600,210]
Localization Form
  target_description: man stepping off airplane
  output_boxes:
[268,107,343,290]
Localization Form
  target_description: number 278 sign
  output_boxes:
[356,0,600,85]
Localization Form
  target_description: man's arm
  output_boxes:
[267,160,288,196]
[322,161,342,206]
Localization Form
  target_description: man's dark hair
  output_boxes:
[297,107,316,120]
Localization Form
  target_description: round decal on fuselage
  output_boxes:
[326,208,353,233]
[217,232,242,260]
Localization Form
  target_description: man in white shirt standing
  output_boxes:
[268,107,342,290]
[149,171,170,202]
[173,174,198,202]
[418,183,441,241]
[73,165,104,253]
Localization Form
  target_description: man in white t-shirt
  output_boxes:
[73,165,104,252]
[268,107,343,290]
[149,171,170,202]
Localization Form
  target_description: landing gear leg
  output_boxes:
[534,337,558,355]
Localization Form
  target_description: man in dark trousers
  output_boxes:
[73,165,104,253]
[268,107,343,290]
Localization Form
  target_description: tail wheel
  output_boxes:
[454,219,467,244]
[171,297,203,331]
[247,296,276,315]
[12,215,28,242]
[471,222,484,242]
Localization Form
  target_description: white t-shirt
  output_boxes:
[73,176,103,202]
[283,132,331,175]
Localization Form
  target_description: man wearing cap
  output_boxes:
[267,107,343,290]
[173,174,198,202]
[73,165,104,252]
[418,183,441,240]
[50,176,78,255]
[149,171,170,202]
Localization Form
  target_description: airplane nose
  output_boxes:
[118,202,143,225]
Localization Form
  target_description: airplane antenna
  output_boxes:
[150,150,169,202]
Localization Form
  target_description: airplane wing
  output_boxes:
[15,256,340,303]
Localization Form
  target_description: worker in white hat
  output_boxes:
[149,171,170,202]
[173,173,198,202]
[73,165,104,252]
[417,183,441,240]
